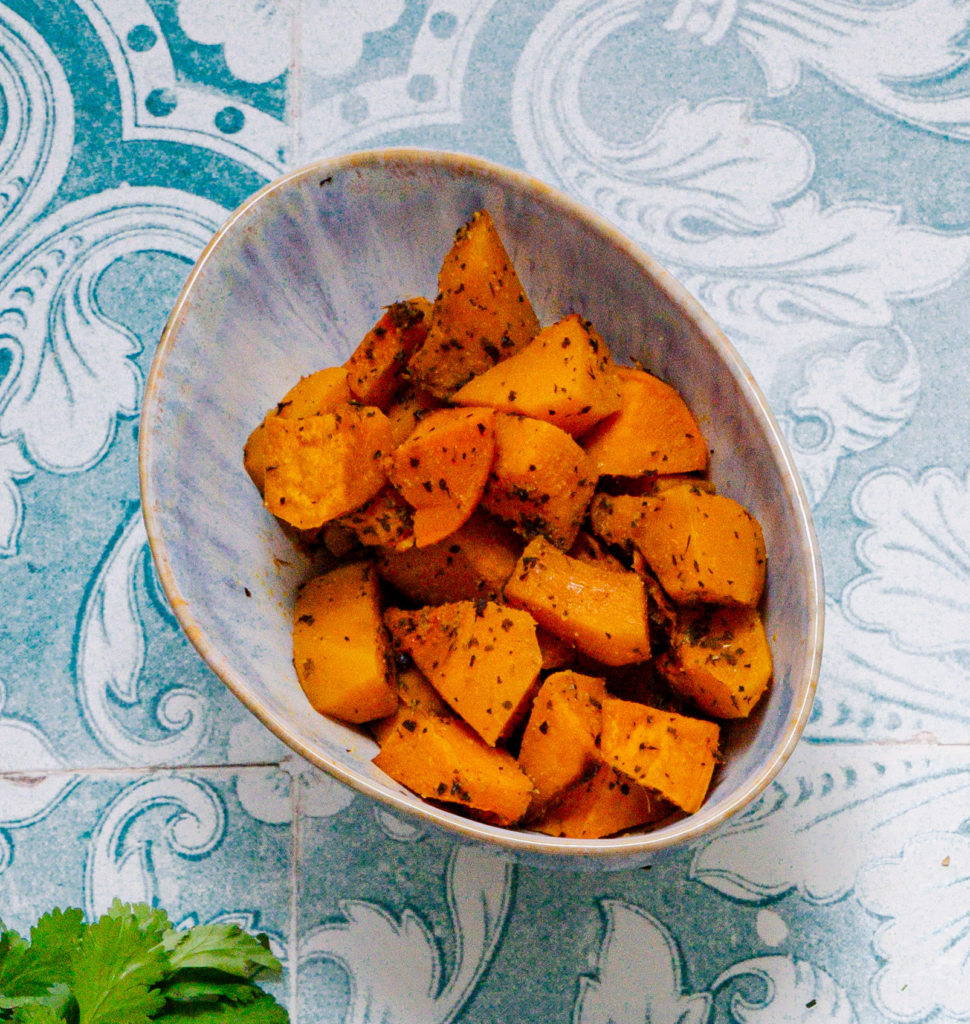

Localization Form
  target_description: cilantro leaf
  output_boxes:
[164,925,280,979]
[70,911,168,1024]
[0,908,83,1004]
[152,991,288,1023]
[103,902,171,943]
[11,1005,61,1023]
[159,975,260,1004]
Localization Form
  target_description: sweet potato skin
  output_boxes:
[293,561,398,724]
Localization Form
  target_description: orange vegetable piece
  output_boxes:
[658,605,773,718]
[532,764,672,839]
[518,671,606,812]
[481,413,597,550]
[293,561,398,724]
[371,666,452,745]
[346,298,432,409]
[452,314,622,436]
[581,367,708,476]
[590,488,766,606]
[384,386,443,446]
[383,600,542,747]
[263,405,393,529]
[407,210,540,397]
[535,627,576,670]
[387,406,496,547]
[373,708,533,826]
[243,367,353,495]
[599,696,720,814]
[375,509,521,605]
[339,485,415,551]
[275,366,353,420]
[504,537,650,667]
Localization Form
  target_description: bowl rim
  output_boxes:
[140,146,824,861]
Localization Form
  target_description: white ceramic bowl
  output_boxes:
[140,149,823,868]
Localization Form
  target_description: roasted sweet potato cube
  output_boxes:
[535,627,576,670]
[590,488,766,606]
[384,600,542,746]
[375,509,521,605]
[658,605,773,718]
[339,485,415,551]
[293,561,397,724]
[531,764,672,839]
[481,413,596,550]
[373,708,533,826]
[504,537,650,666]
[406,210,539,397]
[581,367,708,476]
[518,671,606,812]
[599,696,720,814]
[243,368,353,497]
[346,299,432,409]
[263,405,393,529]
[387,406,496,547]
[452,314,622,436]
[371,666,452,745]
[384,386,443,446]
[276,366,353,419]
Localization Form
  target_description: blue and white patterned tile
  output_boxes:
[3,0,970,1019]
[0,766,293,1003]
[291,739,970,1022]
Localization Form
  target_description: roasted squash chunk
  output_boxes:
[384,600,542,746]
[504,537,650,667]
[517,671,606,813]
[452,314,622,436]
[406,210,540,397]
[243,367,354,495]
[599,696,720,814]
[590,487,766,606]
[346,298,432,409]
[338,485,415,551]
[532,763,672,839]
[264,405,393,529]
[658,605,773,718]
[375,509,521,605]
[374,707,533,826]
[581,367,708,476]
[387,406,496,547]
[293,561,397,724]
[384,386,443,446]
[482,413,596,550]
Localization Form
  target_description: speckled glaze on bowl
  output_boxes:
[140,149,823,868]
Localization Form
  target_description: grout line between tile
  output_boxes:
[0,761,288,779]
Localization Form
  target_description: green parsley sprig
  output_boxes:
[0,901,288,1023]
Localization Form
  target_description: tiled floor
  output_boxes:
[2,1,969,1020]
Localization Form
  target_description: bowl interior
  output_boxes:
[140,149,823,865]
